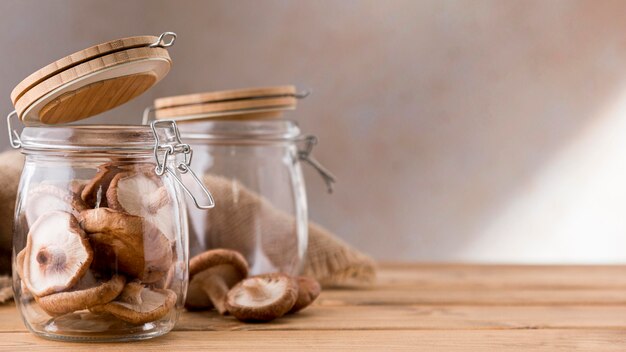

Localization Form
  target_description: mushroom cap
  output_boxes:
[23,211,93,297]
[289,276,321,314]
[225,273,298,322]
[185,249,249,311]
[106,170,175,241]
[81,163,124,208]
[189,249,249,278]
[93,282,177,325]
[79,208,172,283]
[67,179,89,195]
[26,183,87,225]
[15,249,33,301]
[36,273,125,316]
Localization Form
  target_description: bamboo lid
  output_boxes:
[11,33,176,126]
[153,86,304,121]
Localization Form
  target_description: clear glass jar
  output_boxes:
[9,122,202,342]
[178,119,333,277]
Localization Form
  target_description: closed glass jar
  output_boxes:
[11,124,190,342]
[179,120,311,276]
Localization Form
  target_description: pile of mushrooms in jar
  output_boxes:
[15,163,179,325]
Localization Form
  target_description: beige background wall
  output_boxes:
[3,0,626,263]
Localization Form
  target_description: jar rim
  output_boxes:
[18,124,174,153]
[176,119,302,142]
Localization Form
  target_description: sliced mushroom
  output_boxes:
[79,208,172,283]
[81,163,124,208]
[91,281,177,325]
[185,249,248,313]
[106,170,175,241]
[23,211,93,297]
[289,276,321,313]
[26,183,87,225]
[225,273,298,322]
[36,273,125,316]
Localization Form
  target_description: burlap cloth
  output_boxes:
[0,150,375,303]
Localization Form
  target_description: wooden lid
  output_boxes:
[12,34,175,126]
[153,86,301,121]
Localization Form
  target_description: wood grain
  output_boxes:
[10,35,158,104]
[1,330,625,351]
[374,263,626,288]
[38,73,157,124]
[154,86,296,109]
[15,47,171,125]
[317,286,626,306]
[2,264,626,350]
[154,96,296,119]
[4,305,626,333]
[175,305,626,331]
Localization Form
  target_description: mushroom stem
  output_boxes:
[201,276,230,315]
[242,280,270,301]
[119,282,144,305]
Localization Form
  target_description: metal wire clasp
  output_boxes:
[149,32,177,48]
[151,120,215,209]
[7,111,22,149]
[298,135,337,193]
[142,106,155,125]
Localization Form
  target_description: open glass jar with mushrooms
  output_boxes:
[7,121,214,341]
[7,33,213,341]
[7,122,214,340]
[146,86,335,289]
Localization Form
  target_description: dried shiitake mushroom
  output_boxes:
[91,281,177,325]
[22,211,93,297]
[225,273,298,322]
[14,248,33,301]
[81,163,124,208]
[289,276,321,314]
[185,249,249,314]
[107,170,175,241]
[79,208,172,283]
[25,184,87,225]
[36,272,125,316]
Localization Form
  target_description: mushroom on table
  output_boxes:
[185,249,249,314]
[225,273,298,322]
[289,276,321,314]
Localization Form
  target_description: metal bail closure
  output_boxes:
[298,135,337,193]
[7,110,22,149]
[151,120,215,209]
[149,32,177,48]
[142,106,155,125]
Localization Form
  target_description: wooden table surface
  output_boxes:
[1,263,626,351]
